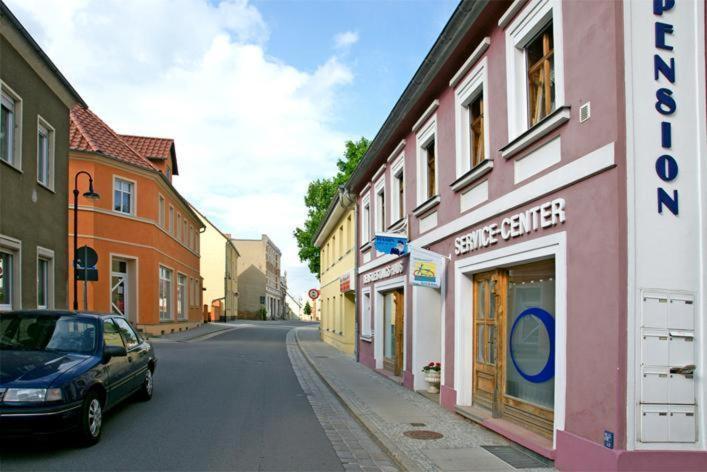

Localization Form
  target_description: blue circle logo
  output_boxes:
[509,307,555,383]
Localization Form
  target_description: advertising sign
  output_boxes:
[374,233,408,255]
[339,270,355,293]
[409,247,445,288]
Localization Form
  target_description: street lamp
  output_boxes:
[73,171,100,311]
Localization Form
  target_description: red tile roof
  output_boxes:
[120,135,173,161]
[70,106,157,171]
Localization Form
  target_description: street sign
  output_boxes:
[308,288,320,300]
[75,245,98,281]
[374,233,408,255]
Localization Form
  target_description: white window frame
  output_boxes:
[374,176,386,234]
[360,288,373,339]
[36,116,55,190]
[158,194,165,227]
[504,0,565,139]
[0,234,22,311]
[159,265,173,321]
[0,81,22,170]
[361,194,371,246]
[415,116,438,205]
[113,176,136,216]
[390,154,405,223]
[454,57,490,177]
[36,246,55,309]
[177,273,187,320]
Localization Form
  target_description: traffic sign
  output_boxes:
[308,288,320,300]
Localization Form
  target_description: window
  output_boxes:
[189,225,194,249]
[332,235,336,261]
[361,291,372,338]
[177,274,187,320]
[114,178,134,215]
[36,118,54,188]
[391,156,405,223]
[37,258,48,308]
[346,215,352,250]
[103,319,125,348]
[0,251,14,310]
[526,22,554,127]
[158,195,165,227]
[469,95,485,168]
[169,206,174,234]
[425,139,436,199]
[177,214,182,239]
[183,221,187,243]
[159,266,173,321]
[338,226,343,256]
[0,85,21,168]
[361,197,371,244]
[113,317,139,350]
[453,55,490,179]
[375,186,385,233]
[415,114,438,205]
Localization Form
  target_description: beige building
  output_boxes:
[232,235,285,319]
[191,206,239,321]
[313,195,355,356]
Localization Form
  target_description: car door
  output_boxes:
[113,317,147,392]
[102,318,132,406]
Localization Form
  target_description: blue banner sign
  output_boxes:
[374,233,408,255]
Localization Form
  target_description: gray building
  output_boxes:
[232,235,286,320]
[0,4,85,311]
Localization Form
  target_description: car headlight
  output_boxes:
[4,388,63,402]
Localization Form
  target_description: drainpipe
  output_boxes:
[340,185,359,362]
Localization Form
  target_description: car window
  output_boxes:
[113,317,139,350]
[0,314,96,354]
[103,319,125,348]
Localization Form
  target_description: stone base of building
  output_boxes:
[138,321,202,336]
[321,330,354,356]
[556,430,707,471]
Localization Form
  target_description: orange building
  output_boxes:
[68,106,204,335]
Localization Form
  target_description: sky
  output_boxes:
[7,0,459,300]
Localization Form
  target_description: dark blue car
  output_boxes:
[0,310,156,446]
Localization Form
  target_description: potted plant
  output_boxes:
[422,362,441,393]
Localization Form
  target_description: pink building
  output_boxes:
[349,0,706,469]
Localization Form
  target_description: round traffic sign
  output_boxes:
[308,288,320,300]
[75,245,98,268]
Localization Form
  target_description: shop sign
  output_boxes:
[339,270,355,292]
[374,233,408,255]
[362,261,404,284]
[454,198,566,256]
[410,247,445,288]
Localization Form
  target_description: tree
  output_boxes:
[294,137,369,277]
[303,301,312,316]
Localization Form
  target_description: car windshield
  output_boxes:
[0,314,97,354]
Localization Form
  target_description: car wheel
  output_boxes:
[137,368,153,401]
[78,391,103,446]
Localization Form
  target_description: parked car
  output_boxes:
[0,310,156,445]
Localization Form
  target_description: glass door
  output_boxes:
[111,259,128,318]
[383,289,404,376]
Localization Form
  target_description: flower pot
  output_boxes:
[424,371,441,393]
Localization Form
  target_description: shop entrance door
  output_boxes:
[472,270,506,415]
[111,259,129,320]
[383,289,404,376]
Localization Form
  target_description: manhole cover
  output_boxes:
[410,423,426,427]
[403,430,443,440]
[481,445,553,469]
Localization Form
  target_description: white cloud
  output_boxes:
[7,0,352,296]
[333,31,359,49]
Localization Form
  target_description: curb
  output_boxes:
[293,327,422,472]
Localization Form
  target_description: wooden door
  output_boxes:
[472,271,506,415]
[393,290,404,376]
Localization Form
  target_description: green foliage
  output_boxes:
[294,137,370,277]
[258,306,267,320]
[303,301,312,316]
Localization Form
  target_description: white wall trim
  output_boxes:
[414,141,614,248]
[498,0,530,28]
[372,164,387,182]
[453,231,566,448]
[386,140,407,163]
[415,113,439,205]
[449,37,491,88]
[501,107,570,160]
[36,246,55,309]
[0,233,22,310]
[358,253,398,275]
[454,57,491,178]
[412,100,440,133]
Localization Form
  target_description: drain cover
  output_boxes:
[403,430,443,440]
[410,423,426,427]
[481,445,553,469]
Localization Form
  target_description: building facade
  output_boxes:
[193,206,239,321]
[233,235,285,319]
[314,195,356,356]
[68,106,204,335]
[348,0,706,469]
[0,4,85,312]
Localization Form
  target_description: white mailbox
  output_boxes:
[668,405,697,443]
[668,296,694,331]
[640,405,669,442]
[668,333,695,367]
[641,331,669,366]
[642,295,668,329]
[641,368,669,404]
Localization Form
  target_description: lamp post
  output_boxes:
[73,171,100,311]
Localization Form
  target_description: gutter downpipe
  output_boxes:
[340,185,360,363]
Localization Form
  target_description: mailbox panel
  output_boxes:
[668,336,695,367]
[668,297,694,331]
[643,296,668,329]
[640,405,669,442]
[668,405,696,443]
[668,373,695,405]
[642,332,669,367]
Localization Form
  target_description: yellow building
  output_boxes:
[313,194,355,356]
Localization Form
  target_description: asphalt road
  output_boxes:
[0,322,345,471]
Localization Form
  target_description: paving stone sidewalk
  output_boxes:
[286,330,399,472]
[295,327,556,472]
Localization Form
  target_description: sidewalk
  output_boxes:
[148,322,242,342]
[295,327,555,472]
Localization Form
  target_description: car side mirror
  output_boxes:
[103,345,127,362]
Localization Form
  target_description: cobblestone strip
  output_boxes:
[286,330,399,472]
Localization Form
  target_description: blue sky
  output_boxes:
[8,0,460,301]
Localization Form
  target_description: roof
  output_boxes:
[0,2,86,107]
[312,192,354,248]
[346,0,487,191]
[190,204,240,256]
[120,134,179,175]
[70,106,157,171]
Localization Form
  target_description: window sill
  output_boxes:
[500,106,571,159]
[450,160,493,192]
[387,216,407,233]
[360,334,373,343]
[1,159,22,174]
[360,241,372,251]
[37,181,55,194]
[412,195,441,218]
